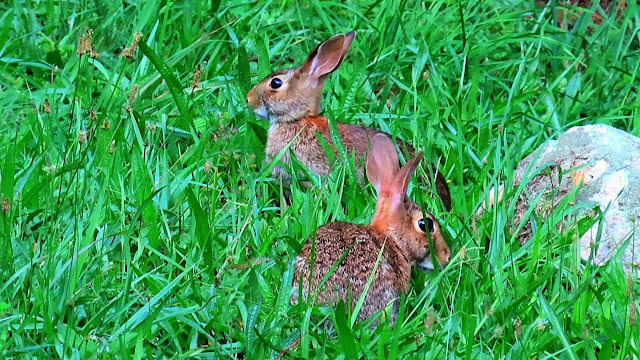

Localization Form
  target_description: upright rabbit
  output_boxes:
[292,134,451,324]
[246,31,452,210]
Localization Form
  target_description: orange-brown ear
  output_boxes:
[392,151,423,200]
[366,134,400,197]
[300,31,356,87]
[367,134,423,218]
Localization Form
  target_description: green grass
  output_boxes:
[1,0,639,358]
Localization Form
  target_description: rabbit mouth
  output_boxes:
[415,257,435,272]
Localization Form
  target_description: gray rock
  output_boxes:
[512,124,639,270]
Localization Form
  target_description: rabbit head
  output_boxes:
[366,134,451,271]
[246,31,356,124]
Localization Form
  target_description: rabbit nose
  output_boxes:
[246,89,256,108]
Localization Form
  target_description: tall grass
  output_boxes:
[0,0,638,358]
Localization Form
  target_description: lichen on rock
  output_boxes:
[511,124,639,271]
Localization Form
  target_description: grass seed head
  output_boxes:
[459,246,467,260]
[191,64,202,89]
[424,308,437,334]
[513,318,522,338]
[537,320,546,331]
[122,31,142,60]
[493,325,503,339]
[1,198,9,213]
[581,323,590,339]
[43,164,57,174]
[129,84,139,104]
[484,302,493,317]
[77,28,98,58]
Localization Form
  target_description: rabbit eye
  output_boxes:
[269,78,283,89]
[418,218,435,234]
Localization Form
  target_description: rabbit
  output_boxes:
[246,31,452,210]
[291,134,451,325]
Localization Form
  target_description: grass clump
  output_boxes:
[1,0,639,358]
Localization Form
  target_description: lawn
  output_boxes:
[1,0,639,358]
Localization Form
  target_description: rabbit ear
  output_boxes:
[367,134,423,225]
[300,31,356,87]
[391,151,423,202]
[366,134,400,198]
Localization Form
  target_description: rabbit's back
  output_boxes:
[267,117,380,179]
[267,117,452,209]
[292,221,411,321]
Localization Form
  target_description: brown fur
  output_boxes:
[246,31,452,210]
[292,134,451,325]
[265,116,381,179]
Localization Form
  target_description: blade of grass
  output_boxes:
[138,41,195,135]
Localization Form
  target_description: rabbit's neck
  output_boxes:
[269,104,319,125]
[371,220,418,265]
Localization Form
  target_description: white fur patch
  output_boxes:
[415,257,435,272]
[253,106,268,121]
